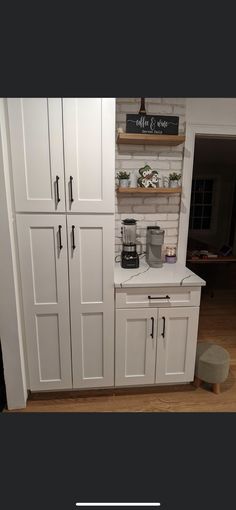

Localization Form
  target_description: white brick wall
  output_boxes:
[115,98,186,257]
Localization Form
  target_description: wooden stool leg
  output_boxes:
[213,383,220,394]
[194,376,202,388]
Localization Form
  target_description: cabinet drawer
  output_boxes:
[116,286,201,308]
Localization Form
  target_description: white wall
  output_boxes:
[187,98,236,126]
[115,98,186,256]
[0,99,27,409]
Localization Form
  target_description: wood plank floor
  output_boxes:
[8,289,236,412]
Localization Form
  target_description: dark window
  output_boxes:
[189,178,214,230]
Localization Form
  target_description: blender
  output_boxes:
[121,218,139,269]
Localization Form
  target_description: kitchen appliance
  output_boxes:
[146,226,164,268]
[121,218,139,269]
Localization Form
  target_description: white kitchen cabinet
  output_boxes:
[16,214,115,391]
[115,308,158,386]
[7,97,115,214]
[16,214,72,391]
[7,98,65,213]
[63,98,115,213]
[67,215,114,388]
[155,307,199,384]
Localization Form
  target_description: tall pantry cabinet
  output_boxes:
[7,98,115,391]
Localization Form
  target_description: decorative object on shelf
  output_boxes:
[137,164,160,188]
[165,246,177,263]
[162,176,169,188]
[126,98,179,135]
[117,127,124,134]
[139,97,147,115]
[169,172,181,188]
[116,171,130,188]
[129,171,138,188]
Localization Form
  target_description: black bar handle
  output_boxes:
[148,295,170,300]
[69,176,74,203]
[150,317,154,338]
[72,225,76,250]
[58,225,63,250]
[161,316,166,338]
[55,175,60,203]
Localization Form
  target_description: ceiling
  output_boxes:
[194,136,236,166]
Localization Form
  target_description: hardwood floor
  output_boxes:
[8,288,236,412]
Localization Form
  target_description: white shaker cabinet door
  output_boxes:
[63,98,115,213]
[67,215,114,388]
[16,215,72,391]
[7,98,65,212]
[155,307,199,384]
[115,308,157,386]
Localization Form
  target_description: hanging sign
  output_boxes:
[126,114,179,135]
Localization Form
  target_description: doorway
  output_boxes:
[186,135,236,368]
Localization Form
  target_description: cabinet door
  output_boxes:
[115,309,157,386]
[155,307,199,384]
[7,98,65,212]
[63,98,115,213]
[67,215,114,388]
[16,215,72,390]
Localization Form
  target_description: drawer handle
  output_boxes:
[148,295,170,300]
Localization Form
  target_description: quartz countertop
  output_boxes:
[114,260,206,288]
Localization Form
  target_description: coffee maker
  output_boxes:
[146,226,164,268]
[121,218,139,269]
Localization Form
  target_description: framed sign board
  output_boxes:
[126,114,179,135]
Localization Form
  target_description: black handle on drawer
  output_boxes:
[161,316,166,338]
[72,225,76,250]
[69,176,74,203]
[58,225,63,250]
[55,175,61,204]
[148,295,170,300]
[150,317,154,338]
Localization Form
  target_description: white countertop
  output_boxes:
[114,260,206,288]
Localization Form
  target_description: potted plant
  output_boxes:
[117,171,130,188]
[169,172,181,188]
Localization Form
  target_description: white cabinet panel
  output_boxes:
[155,307,199,384]
[7,98,65,212]
[67,215,114,388]
[115,286,201,308]
[63,98,115,213]
[115,308,157,386]
[16,215,72,390]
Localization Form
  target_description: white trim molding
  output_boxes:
[0,99,27,409]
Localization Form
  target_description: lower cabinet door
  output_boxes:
[68,215,114,388]
[155,307,199,383]
[115,308,157,386]
[16,214,72,391]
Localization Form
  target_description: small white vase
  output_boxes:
[129,172,137,188]
[169,180,179,188]
[119,179,130,188]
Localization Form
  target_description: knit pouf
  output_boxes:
[194,342,230,394]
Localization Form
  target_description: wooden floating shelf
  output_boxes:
[117,187,182,194]
[117,133,185,146]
